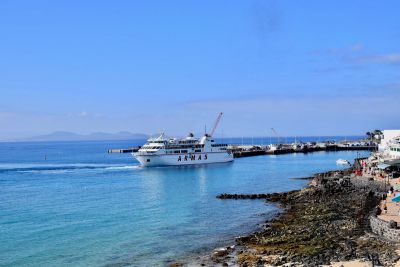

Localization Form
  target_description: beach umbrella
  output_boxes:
[392,194,400,203]
[378,163,391,170]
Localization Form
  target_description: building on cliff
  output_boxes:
[379,130,400,151]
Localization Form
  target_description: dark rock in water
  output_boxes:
[212,247,229,259]
[168,262,183,267]
[216,193,271,199]
[290,176,314,180]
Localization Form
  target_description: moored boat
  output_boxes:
[336,159,350,165]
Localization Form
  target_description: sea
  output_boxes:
[0,136,370,266]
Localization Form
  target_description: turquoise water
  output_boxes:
[0,140,370,266]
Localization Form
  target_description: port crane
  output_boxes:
[209,112,223,137]
[271,128,281,144]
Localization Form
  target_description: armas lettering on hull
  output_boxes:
[178,154,208,161]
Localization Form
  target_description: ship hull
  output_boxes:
[133,152,233,167]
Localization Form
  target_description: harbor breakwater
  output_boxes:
[231,144,377,158]
[106,138,376,157]
[202,169,399,266]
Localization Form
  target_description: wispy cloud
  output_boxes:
[78,111,89,117]
[314,44,400,66]
[349,43,364,52]
[183,91,400,136]
[0,111,17,119]
[353,53,400,64]
[67,111,106,119]
[313,43,365,57]
[187,83,400,116]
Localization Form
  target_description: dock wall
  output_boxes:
[232,146,377,158]
[370,215,400,242]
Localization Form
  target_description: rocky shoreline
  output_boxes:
[204,169,400,266]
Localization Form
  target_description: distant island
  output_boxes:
[6,131,149,142]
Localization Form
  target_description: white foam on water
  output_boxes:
[105,165,141,170]
[0,163,140,173]
[17,169,73,174]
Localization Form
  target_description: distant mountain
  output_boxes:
[21,131,149,142]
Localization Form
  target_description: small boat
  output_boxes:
[268,144,279,151]
[336,159,350,165]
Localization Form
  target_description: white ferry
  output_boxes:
[133,113,234,167]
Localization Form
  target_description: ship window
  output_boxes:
[146,159,150,162]
[181,150,188,153]
[174,150,180,153]
[195,149,201,152]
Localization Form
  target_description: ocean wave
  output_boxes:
[0,163,139,173]
[105,165,140,170]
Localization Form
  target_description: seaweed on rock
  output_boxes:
[218,175,400,266]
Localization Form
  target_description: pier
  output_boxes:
[107,141,377,157]
[231,142,377,158]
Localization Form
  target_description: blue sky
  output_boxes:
[0,0,399,139]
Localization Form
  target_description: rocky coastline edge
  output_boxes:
[171,168,400,267]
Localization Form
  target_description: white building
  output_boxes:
[379,130,400,151]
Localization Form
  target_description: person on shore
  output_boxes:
[390,186,394,196]
[376,205,382,215]
[383,201,388,214]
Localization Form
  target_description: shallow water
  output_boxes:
[0,140,370,266]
